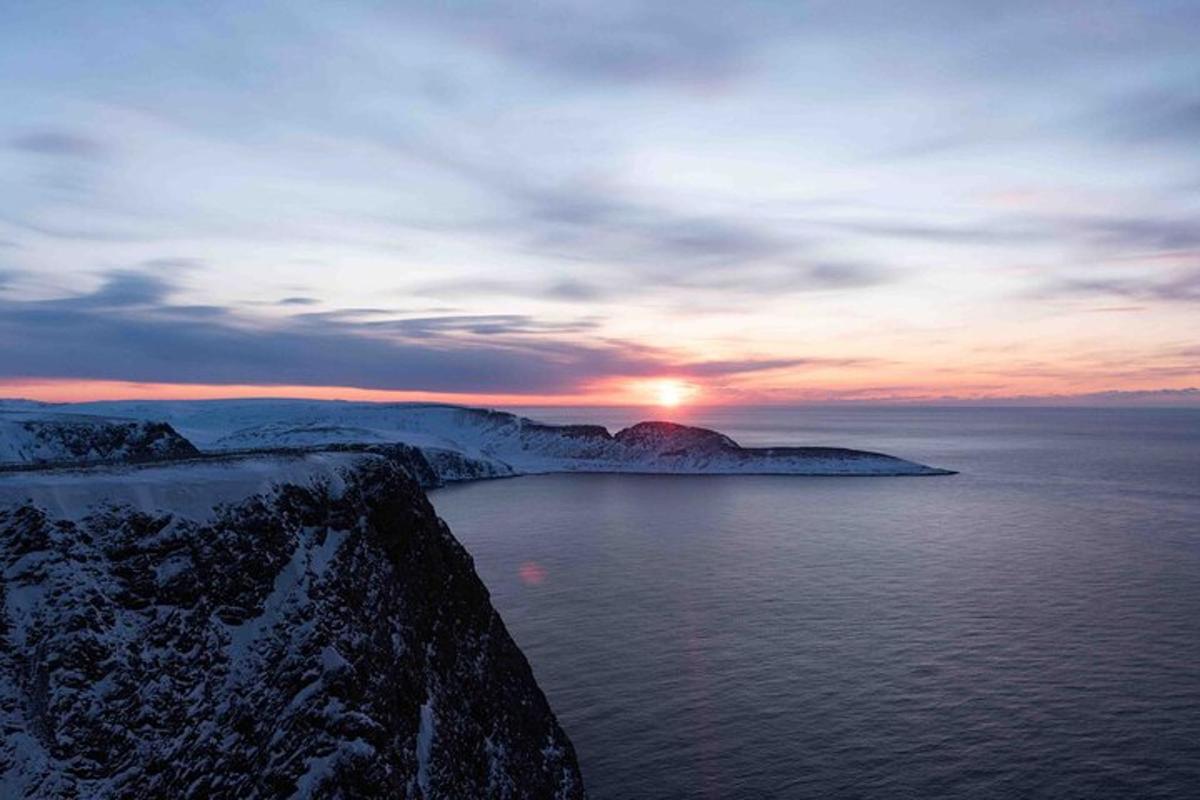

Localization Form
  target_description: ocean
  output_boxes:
[430,406,1200,799]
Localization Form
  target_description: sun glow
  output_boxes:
[651,379,695,407]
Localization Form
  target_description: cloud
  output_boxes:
[4,0,1197,404]
[0,268,21,290]
[354,121,808,283]
[9,130,106,158]
[0,268,843,394]
[401,1,1200,94]
[829,212,1200,260]
[830,217,1051,247]
[797,262,889,290]
[1075,216,1200,253]
[140,256,205,270]
[675,356,874,378]
[480,175,795,277]
[0,217,159,242]
[419,166,896,298]
[812,387,1200,407]
[410,277,617,304]
[1045,268,1200,303]
[395,164,898,300]
[62,270,176,308]
[403,1,767,87]
[884,378,1200,407]
[544,279,610,301]
[1096,90,1200,145]
[1061,387,1200,405]
[356,314,600,337]
[409,256,893,307]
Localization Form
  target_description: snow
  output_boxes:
[416,699,437,796]
[224,537,308,669]
[1,399,953,477]
[0,410,195,465]
[0,730,52,800]
[293,738,377,799]
[0,442,586,799]
[0,451,370,521]
[320,645,350,673]
[2,579,48,648]
[309,529,348,576]
[293,750,337,799]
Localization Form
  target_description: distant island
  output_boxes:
[0,399,954,478]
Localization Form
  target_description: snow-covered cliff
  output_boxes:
[0,412,198,466]
[0,452,584,798]
[1,400,953,477]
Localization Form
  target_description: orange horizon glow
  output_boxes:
[2,377,1197,408]
[0,379,623,407]
[5,6,1199,428]
[0,377,713,409]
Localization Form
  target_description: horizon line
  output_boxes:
[2,382,1197,410]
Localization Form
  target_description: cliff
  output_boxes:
[0,451,584,798]
[0,400,954,477]
[0,412,199,466]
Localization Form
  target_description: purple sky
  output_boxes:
[2,1,1198,404]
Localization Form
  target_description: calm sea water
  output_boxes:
[431,407,1200,799]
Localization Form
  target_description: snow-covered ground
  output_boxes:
[0,409,198,466]
[0,399,953,477]
[0,451,366,521]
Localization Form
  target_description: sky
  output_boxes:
[1,0,1198,406]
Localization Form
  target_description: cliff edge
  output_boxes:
[0,451,584,799]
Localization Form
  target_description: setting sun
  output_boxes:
[652,379,695,407]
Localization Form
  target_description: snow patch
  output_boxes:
[416,699,437,796]
[0,451,374,522]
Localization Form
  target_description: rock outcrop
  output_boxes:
[0,413,199,466]
[0,451,584,798]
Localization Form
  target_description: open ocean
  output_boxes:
[431,406,1200,799]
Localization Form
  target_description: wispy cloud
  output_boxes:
[1044,268,1200,304]
[0,268,843,393]
[2,2,1199,401]
[675,356,876,378]
[9,130,106,158]
[829,217,1052,247]
[1074,216,1200,253]
[354,314,601,337]
[58,270,176,308]
[401,0,770,87]
[1095,90,1200,145]
[0,268,21,290]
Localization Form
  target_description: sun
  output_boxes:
[653,379,692,407]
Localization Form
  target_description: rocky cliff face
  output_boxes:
[0,452,584,799]
[0,413,199,466]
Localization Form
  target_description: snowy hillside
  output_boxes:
[0,451,584,798]
[4,400,953,477]
[0,412,198,466]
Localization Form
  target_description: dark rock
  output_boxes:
[0,452,585,798]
